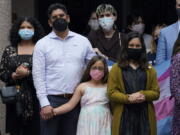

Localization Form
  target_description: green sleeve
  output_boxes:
[107,64,129,104]
[140,67,160,101]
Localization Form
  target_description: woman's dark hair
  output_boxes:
[118,31,148,70]
[47,3,68,19]
[126,12,144,33]
[81,55,109,84]
[10,17,45,47]
[127,12,144,26]
[83,10,97,36]
[172,32,180,56]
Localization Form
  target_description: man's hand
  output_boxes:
[93,48,108,59]
[40,105,54,120]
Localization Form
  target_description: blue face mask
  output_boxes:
[18,29,34,40]
[98,17,114,31]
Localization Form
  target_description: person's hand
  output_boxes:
[12,72,25,80]
[40,105,54,120]
[53,108,59,116]
[128,92,145,103]
[135,94,145,103]
[15,65,29,78]
[12,72,19,80]
[93,48,108,59]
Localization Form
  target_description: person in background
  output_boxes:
[53,55,111,135]
[170,33,180,135]
[83,10,99,35]
[107,32,160,135]
[147,24,166,65]
[32,3,95,135]
[156,0,180,65]
[0,17,44,135]
[126,13,153,53]
[88,4,125,62]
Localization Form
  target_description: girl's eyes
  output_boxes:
[91,66,104,71]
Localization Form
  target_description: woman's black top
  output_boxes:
[88,29,125,61]
[120,66,150,135]
[0,45,39,124]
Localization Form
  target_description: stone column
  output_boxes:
[0,0,11,56]
[0,0,11,134]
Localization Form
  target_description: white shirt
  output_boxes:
[32,31,95,107]
[178,20,180,31]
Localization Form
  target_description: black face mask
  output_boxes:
[176,8,180,18]
[52,18,68,32]
[127,48,142,60]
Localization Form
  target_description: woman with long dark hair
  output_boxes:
[0,17,44,135]
[170,33,180,135]
[108,32,160,135]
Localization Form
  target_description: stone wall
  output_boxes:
[0,0,11,135]
[0,97,6,135]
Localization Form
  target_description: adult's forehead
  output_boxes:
[99,11,112,15]
[51,9,67,16]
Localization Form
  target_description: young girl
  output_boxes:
[170,33,180,135]
[108,32,160,135]
[53,55,111,135]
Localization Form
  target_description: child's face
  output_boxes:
[90,60,105,72]
[90,60,105,81]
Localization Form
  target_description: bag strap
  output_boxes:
[119,32,122,47]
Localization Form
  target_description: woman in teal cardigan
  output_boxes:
[107,32,160,135]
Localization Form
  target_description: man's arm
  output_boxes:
[32,42,50,107]
[156,30,166,65]
[33,42,54,120]
[85,38,96,64]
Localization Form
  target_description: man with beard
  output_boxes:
[32,3,95,135]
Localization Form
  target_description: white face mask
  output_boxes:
[98,17,114,31]
[131,24,145,34]
[88,19,99,31]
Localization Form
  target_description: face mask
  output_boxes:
[88,19,99,31]
[98,17,114,31]
[131,24,145,34]
[18,29,34,40]
[127,48,142,60]
[52,18,68,32]
[90,70,104,81]
[177,8,180,18]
